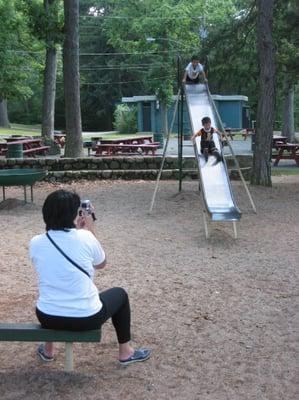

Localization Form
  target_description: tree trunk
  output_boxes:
[63,0,83,157]
[281,77,295,142]
[0,99,10,128]
[251,0,276,186]
[42,47,57,139]
[41,0,58,141]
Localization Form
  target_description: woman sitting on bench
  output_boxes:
[30,189,151,366]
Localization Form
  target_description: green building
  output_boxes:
[122,93,250,134]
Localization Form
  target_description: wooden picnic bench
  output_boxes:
[93,135,156,155]
[272,143,299,166]
[94,143,160,156]
[242,128,255,140]
[4,139,50,157]
[224,128,255,141]
[100,135,153,145]
[0,323,101,372]
[0,142,7,156]
[23,146,50,156]
[83,137,103,156]
[224,128,237,140]
[137,143,160,155]
[272,135,287,147]
[94,144,134,156]
[6,136,32,142]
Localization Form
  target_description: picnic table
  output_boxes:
[94,142,160,156]
[92,135,160,156]
[1,136,30,156]
[0,142,7,156]
[224,128,255,141]
[83,137,103,156]
[242,128,255,140]
[4,138,50,157]
[272,135,287,147]
[99,135,153,145]
[224,128,239,140]
[6,136,32,142]
[272,142,299,166]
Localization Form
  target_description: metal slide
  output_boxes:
[185,84,241,222]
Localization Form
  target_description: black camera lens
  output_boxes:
[81,200,90,209]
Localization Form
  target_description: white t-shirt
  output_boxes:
[185,62,204,79]
[30,229,105,317]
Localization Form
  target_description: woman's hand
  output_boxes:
[76,213,95,232]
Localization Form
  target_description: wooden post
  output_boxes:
[23,186,27,203]
[233,221,238,239]
[149,89,181,213]
[203,211,209,239]
[65,342,74,371]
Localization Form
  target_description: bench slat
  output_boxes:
[23,146,50,154]
[0,323,101,342]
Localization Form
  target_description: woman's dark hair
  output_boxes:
[191,55,200,61]
[42,189,81,231]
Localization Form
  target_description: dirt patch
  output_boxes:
[0,177,298,400]
[0,198,40,211]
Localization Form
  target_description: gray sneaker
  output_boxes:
[119,348,151,366]
[37,344,54,362]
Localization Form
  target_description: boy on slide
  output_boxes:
[191,116,223,165]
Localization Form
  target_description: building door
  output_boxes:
[142,102,151,131]
[242,106,251,129]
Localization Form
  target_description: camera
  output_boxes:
[79,199,97,221]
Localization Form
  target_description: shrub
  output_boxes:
[113,104,137,134]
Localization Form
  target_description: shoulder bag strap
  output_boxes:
[46,232,90,279]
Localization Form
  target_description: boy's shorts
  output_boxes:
[201,140,217,153]
[186,75,200,84]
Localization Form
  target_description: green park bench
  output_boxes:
[0,168,47,202]
[0,323,101,371]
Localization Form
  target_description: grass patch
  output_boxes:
[272,167,299,176]
[11,123,41,131]
[82,132,154,140]
[227,133,243,140]
[0,126,40,137]
[0,126,155,142]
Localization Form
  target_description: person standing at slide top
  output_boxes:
[182,55,208,84]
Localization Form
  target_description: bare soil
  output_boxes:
[0,177,298,400]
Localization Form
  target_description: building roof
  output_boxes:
[122,94,248,103]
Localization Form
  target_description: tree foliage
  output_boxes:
[0,0,39,100]
[275,0,299,86]
[101,0,200,104]
[113,103,137,133]
[26,0,64,45]
[1,0,297,145]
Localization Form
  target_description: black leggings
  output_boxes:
[36,287,131,344]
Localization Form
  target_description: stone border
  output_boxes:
[0,155,252,182]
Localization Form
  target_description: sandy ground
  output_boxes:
[0,177,298,400]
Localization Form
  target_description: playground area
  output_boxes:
[0,176,298,400]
